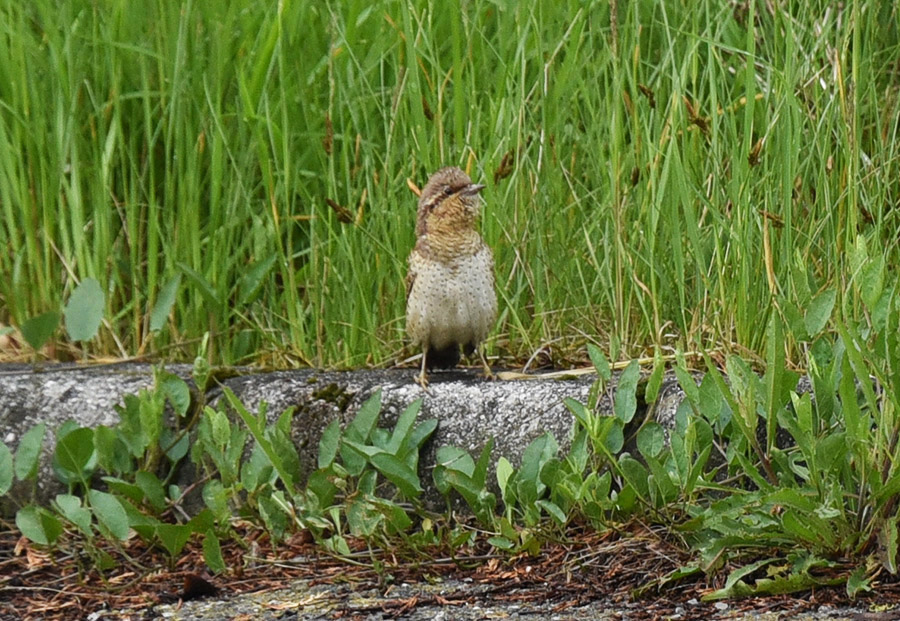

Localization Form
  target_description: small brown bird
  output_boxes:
[406,167,497,387]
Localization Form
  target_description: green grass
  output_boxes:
[0,0,898,367]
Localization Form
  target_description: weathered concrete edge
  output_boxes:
[0,363,690,513]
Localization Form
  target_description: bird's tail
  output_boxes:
[426,344,461,369]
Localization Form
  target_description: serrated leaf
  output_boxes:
[20,311,60,350]
[847,566,872,598]
[14,423,45,481]
[64,278,105,341]
[150,274,181,332]
[879,519,898,574]
[88,490,130,540]
[614,360,640,423]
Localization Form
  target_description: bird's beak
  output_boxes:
[462,183,486,196]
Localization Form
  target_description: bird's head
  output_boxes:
[415,167,485,236]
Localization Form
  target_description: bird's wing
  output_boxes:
[405,248,420,302]
[405,265,416,302]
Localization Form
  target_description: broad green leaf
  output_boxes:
[238,253,277,304]
[160,373,191,417]
[156,523,195,557]
[176,262,221,310]
[496,456,514,497]
[55,494,92,534]
[139,391,164,450]
[472,438,495,489]
[614,360,640,423]
[318,420,341,469]
[14,423,45,481]
[644,352,665,403]
[0,443,13,495]
[636,422,665,460]
[674,364,700,407]
[346,390,381,442]
[347,496,383,536]
[403,418,438,463]
[88,490,130,540]
[519,434,557,490]
[369,453,422,498]
[880,519,899,574]
[601,417,624,454]
[102,476,145,504]
[160,427,189,463]
[488,536,514,550]
[20,311,59,350]
[804,288,836,337]
[54,427,95,483]
[223,388,295,492]
[860,254,885,310]
[847,566,872,598]
[618,455,650,498]
[202,480,229,521]
[258,494,288,540]
[94,426,132,475]
[136,471,168,513]
[323,534,351,556]
[203,530,226,573]
[64,278,105,341]
[587,343,611,380]
[149,273,181,332]
[535,499,567,524]
[386,399,422,455]
[16,505,64,545]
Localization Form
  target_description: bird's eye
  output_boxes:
[442,186,454,196]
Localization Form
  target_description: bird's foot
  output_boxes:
[414,368,431,392]
[479,351,496,381]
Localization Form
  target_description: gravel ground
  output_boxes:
[144,577,870,621]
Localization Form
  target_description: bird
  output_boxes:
[405,166,497,388]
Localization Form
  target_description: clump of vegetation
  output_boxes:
[1,1,897,369]
[3,245,900,600]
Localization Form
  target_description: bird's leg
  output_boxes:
[415,349,430,390]
[478,348,495,381]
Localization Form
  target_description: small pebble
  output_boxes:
[714,602,729,611]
